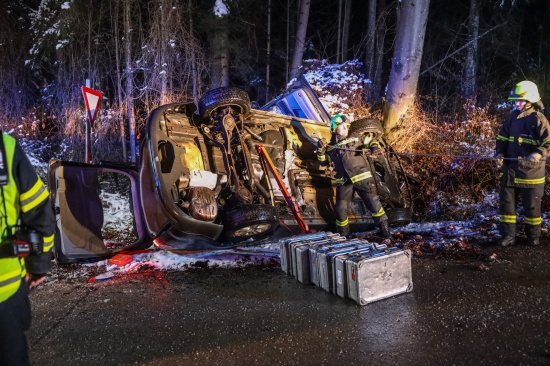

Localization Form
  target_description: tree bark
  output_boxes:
[266,0,272,103]
[463,0,479,101]
[124,0,136,162]
[364,0,377,101]
[372,0,387,101]
[337,0,342,63]
[342,0,352,62]
[383,0,430,136]
[289,0,311,80]
[113,0,127,161]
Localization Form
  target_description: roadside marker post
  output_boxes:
[81,86,103,164]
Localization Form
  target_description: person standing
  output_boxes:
[0,132,56,366]
[495,81,550,247]
[317,113,391,238]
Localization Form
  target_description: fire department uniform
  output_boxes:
[496,107,550,244]
[0,133,55,366]
[317,133,387,236]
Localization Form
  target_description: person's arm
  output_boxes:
[533,112,550,158]
[495,113,513,157]
[11,141,56,283]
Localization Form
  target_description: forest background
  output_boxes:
[1,0,550,220]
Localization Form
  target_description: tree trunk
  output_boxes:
[364,0,377,102]
[342,0,352,62]
[289,0,311,80]
[372,0,387,101]
[159,1,169,105]
[266,0,272,103]
[383,0,430,136]
[113,0,127,161]
[463,0,479,101]
[124,0,136,162]
[337,0,342,63]
[189,0,199,107]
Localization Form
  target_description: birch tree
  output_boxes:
[383,0,430,135]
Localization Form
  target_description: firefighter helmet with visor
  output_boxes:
[508,81,541,103]
[330,113,348,132]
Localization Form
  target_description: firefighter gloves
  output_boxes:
[527,153,542,162]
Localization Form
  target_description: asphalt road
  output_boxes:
[28,242,550,366]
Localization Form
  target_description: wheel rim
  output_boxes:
[233,223,273,238]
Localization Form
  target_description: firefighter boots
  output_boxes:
[527,238,540,246]
[380,220,391,239]
[499,236,515,247]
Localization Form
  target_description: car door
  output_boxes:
[48,160,154,263]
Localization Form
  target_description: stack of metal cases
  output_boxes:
[278,233,413,306]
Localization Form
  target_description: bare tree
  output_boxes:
[266,0,272,102]
[112,0,127,161]
[364,0,377,101]
[463,0,480,100]
[290,0,311,80]
[336,0,342,63]
[210,0,230,88]
[124,0,136,162]
[342,0,352,61]
[383,0,430,135]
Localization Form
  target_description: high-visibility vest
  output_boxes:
[0,134,49,303]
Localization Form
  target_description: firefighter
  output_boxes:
[317,113,391,238]
[495,80,550,247]
[0,132,56,366]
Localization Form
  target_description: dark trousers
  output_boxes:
[0,280,31,366]
[335,180,387,235]
[499,183,544,239]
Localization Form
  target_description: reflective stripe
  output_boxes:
[542,138,550,147]
[350,171,372,183]
[20,178,48,213]
[372,207,386,218]
[524,217,542,226]
[514,177,545,185]
[43,234,54,251]
[517,137,539,146]
[317,154,326,162]
[336,218,348,227]
[499,215,517,224]
[497,135,514,142]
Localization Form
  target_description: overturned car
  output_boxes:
[49,77,413,263]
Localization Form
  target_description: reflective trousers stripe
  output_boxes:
[350,171,372,183]
[372,207,385,218]
[499,215,517,224]
[336,217,348,227]
[524,217,542,226]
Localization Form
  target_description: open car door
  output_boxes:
[48,160,154,263]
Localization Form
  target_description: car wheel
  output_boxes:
[386,207,413,227]
[198,87,251,119]
[221,204,279,242]
[348,118,384,139]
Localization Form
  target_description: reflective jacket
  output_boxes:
[496,108,550,187]
[0,133,55,303]
[318,134,377,184]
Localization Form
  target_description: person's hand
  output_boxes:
[495,153,504,168]
[315,139,327,155]
[527,153,542,162]
[26,274,47,290]
[370,145,383,156]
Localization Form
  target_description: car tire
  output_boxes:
[198,87,251,119]
[386,207,413,227]
[221,204,279,242]
[348,118,384,139]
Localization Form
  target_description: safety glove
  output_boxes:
[370,144,383,156]
[526,152,542,162]
[315,138,327,155]
[495,153,504,169]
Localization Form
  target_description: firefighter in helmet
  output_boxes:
[495,80,550,247]
[316,113,391,238]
